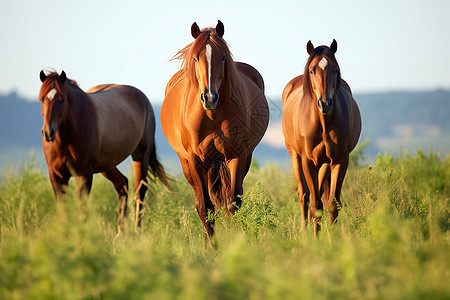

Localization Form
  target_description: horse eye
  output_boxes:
[222,56,226,62]
[61,97,65,103]
[194,57,198,62]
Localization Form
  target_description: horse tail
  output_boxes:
[148,145,173,191]
[209,160,231,209]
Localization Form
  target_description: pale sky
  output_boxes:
[1,0,449,103]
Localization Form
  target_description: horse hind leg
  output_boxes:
[226,156,246,215]
[290,151,309,230]
[208,159,231,212]
[208,160,222,210]
[328,160,349,226]
[101,168,128,234]
[132,160,149,229]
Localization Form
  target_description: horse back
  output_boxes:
[235,62,265,91]
[340,79,353,95]
[235,62,270,151]
[338,80,361,151]
[165,69,185,96]
[87,85,155,168]
[87,84,151,113]
[282,75,304,110]
[161,76,189,158]
[86,84,115,93]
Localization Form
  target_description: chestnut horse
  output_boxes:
[282,40,361,235]
[38,70,170,233]
[161,21,269,238]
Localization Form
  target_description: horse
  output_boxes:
[161,20,269,239]
[282,40,361,235]
[38,70,171,233]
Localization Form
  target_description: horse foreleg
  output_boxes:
[186,154,215,240]
[301,158,322,236]
[289,150,309,230]
[49,170,70,211]
[318,163,331,206]
[75,174,93,220]
[102,168,128,234]
[328,158,349,226]
[75,174,93,199]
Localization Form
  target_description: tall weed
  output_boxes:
[0,150,448,299]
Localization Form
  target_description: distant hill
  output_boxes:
[1,90,449,175]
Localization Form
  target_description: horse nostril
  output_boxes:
[213,93,219,103]
[328,98,333,107]
[201,93,210,103]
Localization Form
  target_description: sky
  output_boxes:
[1,0,449,103]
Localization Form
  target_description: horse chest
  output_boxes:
[44,141,92,175]
[304,131,341,166]
[190,121,247,163]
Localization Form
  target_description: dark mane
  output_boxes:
[170,27,245,108]
[38,71,78,100]
[303,46,341,99]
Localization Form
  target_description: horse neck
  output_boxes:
[302,93,334,134]
[218,83,233,106]
[60,85,93,135]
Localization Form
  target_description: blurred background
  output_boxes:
[1,0,449,174]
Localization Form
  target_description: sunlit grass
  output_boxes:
[0,150,448,299]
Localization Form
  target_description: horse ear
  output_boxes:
[215,20,224,37]
[191,22,201,39]
[307,40,314,55]
[60,71,67,84]
[40,70,47,83]
[330,39,337,53]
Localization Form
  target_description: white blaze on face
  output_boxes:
[205,43,212,94]
[318,57,328,70]
[47,88,57,101]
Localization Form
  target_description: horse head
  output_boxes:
[38,70,68,142]
[305,39,340,115]
[190,20,227,110]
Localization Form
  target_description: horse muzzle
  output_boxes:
[318,98,333,115]
[201,92,219,110]
[41,126,56,142]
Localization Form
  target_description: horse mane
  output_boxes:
[38,71,79,100]
[170,27,245,109]
[303,46,341,100]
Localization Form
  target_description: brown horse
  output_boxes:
[38,70,171,233]
[161,21,269,238]
[282,40,361,235]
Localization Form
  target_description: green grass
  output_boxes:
[0,150,449,299]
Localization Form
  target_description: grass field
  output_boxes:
[0,149,449,299]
